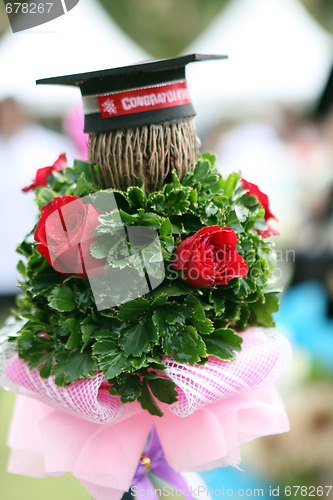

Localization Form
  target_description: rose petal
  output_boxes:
[53,153,67,172]
[174,225,248,287]
[34,196,104,278]
[241,179,277,222]
[22,154,67,192]
[34,196,80,245]
[210,226,237,249]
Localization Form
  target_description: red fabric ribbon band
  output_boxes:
[97,81,191,118]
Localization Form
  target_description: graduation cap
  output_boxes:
[37,54,227,134]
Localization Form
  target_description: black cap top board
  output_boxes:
[36,54,227,134]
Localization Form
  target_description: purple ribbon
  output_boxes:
[132,426,193,500]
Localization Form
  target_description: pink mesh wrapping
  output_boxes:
[164,328,291,417]
[3,352,124,424]
[0,328,291,423]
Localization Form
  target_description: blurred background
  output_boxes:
[0,0,333,498]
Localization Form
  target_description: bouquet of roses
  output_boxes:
[0,153,290,500]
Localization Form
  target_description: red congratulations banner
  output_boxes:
[97,81,191,118]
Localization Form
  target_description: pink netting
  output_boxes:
[0,328,291,423]
[164,328,291,417]
[1,344,124,424]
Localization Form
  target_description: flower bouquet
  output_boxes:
[0,55,291,500]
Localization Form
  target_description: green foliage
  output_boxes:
[8,155,280,416]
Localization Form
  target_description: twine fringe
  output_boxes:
[89,120,198,192]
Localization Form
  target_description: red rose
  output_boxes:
[22,153,67,192]
[34,195,103,277]
[241,178,278,237]
[173,226,248,287]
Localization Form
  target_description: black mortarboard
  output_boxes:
[36,54,226,133]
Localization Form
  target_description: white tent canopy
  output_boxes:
[0,0,151,116]
[184,0,333,131]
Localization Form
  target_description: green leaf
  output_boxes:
[221,301,241,323]
[73,172,96,196]
[204,328,243,360]
[231,187,248,202]
[161,235,174,254]
[132,354,149,370]
[120,374,142,403]
[152,309,167,332]
[94,340,132,378]
[212,195,228,208]
[233,278,256,300]
[165,189,191,214]
[171,171,181,188]
[65,318,82,351]
[223,173,240,198]
[93,164,103,188]
[17,331,36,350]
[164,308,186,325]
[250,292,279,327]
[119,324,150,357]
[234,205,250,222]
[118,297,150,321]
[209,292,226,316]
[205,201,218,216]
[75,288,94,309]
[172,325,207,363]
[48,286,76,312]
[209,178,225,194]
[186,295,214,334]
[147,377,178,404]
[144,319,159,344]
[18,336,52,368]
[203,174,220,186]
[39,358,52,379]
[53,351,96,385]
[112,192,131,212]
[160,218,172,238]
[16,240,34,258]
[16,260,26,276]
[152,282,188,301]
[148,192,165,212]
[116,210,137,225]
[201,152,216,165]
[128,186,146,208]
[26,248,49,276]
[93,339,116,356]
[29,269,64,296]
[138,379,163,417]
[254,219,268,231]
[81,322,98,349]
[192,159,211,181]
[229,223,244,233]
[139,212,161,228]
[189,189,198,204]
[235,308,251,330]
[90,241,110,259]
[66,160,96,185]
[36,187,57,209]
